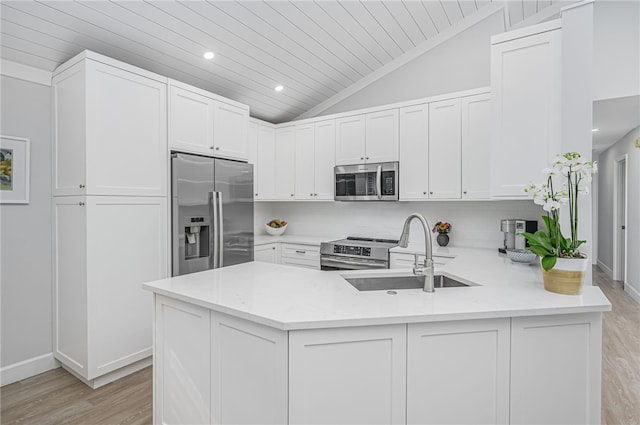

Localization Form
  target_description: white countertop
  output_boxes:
[144,247,611,331]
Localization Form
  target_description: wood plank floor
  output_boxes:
[1,266,638,425]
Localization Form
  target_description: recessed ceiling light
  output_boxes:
[203,51,215,60]
[592,128,599,132]
[274,85,284,92]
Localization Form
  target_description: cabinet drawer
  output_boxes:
[281,244,320,260]
[281,257,319,270]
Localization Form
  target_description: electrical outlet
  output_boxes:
[635,137,640,148]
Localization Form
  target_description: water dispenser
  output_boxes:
[184,216,210,261]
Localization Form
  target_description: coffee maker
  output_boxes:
[500,219,538,253]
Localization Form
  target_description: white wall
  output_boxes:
[597,125,640,303]
[318,11,504,116]
[0,75,55,380]
[593,0,640,101]
[257,200,543,250]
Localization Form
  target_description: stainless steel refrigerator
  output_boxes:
[171,152,254,276]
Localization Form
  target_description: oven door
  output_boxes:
[320,254,389,271]
[334,162,398,201]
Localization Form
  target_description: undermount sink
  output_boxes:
[343,274,473,292]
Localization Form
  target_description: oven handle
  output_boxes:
[321,256,388,270]
[376,164,382,200]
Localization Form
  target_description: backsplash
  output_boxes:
[256,200,543,249]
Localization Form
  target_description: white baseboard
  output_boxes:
[61,356,152,389]
[597,260,614,279]
[625,284,640,305]
[1,353,60,386]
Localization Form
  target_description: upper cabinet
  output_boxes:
[254,122,276,200]
[399,104,429,200]
[335,109,398,165]
[274,126,296,200]
[169,80,249,161]
[295,120,335,200]
[461,93,492,200]
[428,98,462,199]
[490,23,562,198]
[52,57,167,197]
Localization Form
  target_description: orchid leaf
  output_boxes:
[541,255,557,271]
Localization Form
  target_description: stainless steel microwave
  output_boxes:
[334,162,399,201]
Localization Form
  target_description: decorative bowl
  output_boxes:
[265,223,287,236]
[506,249,537,264]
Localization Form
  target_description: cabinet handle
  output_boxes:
[423,191,427,195]
[295,250,306,254]
[360,157,364,160]
[314,193,317,196]
[79,184,85,189]
[366,156,369,160]
[290,194,294,197]
[310,193,313,196]
[463,191,468,195]
[79,202,85,206]
[215,147,220,150]
[430,191,434,195]
[210,146,215,149]
[255,193,258,196]
[272,247,276,250]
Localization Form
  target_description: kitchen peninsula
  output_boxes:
[144,247,610,425]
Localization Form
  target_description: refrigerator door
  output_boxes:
[214,158,254,267]
[171,153,216,276]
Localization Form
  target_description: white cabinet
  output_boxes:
[255,243,278,263]
[255,124,276,200]
[295,120,335,200]
[210,311,288,424]
[155,295,211,425]
[399,104,429,200]
[461,93,492,199]
[289,325,407,425]
[280,243,320,270]
[335,110,398,165]
[406,319,510,424]
[53,196,168,387]
[169,81,249,161]
[247,121,258,165]
[274,126,296,200]
[52,58,167,197]
[490,24,562,198]
[429,98,462,199]
[510,313,602,425]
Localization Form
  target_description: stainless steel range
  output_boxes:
[320,237,399,271]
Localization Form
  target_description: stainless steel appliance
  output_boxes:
[171,152,254,276]
[500,219,538,253]
[334,162,399,201]
[320,237,399,270]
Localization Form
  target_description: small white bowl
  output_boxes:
[265,223,287,236]
[506,249,537,264]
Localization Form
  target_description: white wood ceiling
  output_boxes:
[1,1,569,123]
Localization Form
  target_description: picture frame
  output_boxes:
[0,135,30,204]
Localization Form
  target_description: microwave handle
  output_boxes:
[376,165,382,200]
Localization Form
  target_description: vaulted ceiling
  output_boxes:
[0,0,572,123]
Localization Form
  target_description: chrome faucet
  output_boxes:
[398,213,435,293]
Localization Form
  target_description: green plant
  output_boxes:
[520,152,597,271]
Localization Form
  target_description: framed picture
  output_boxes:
[0,135,30,204]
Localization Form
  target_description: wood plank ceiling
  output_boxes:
[1,0,567,123]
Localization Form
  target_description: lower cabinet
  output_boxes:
[407,319,510,425]
[153,297,603,425]
[289,325,407,425]
[53,196,168,387]
[254,242,320,269]
[254,242,278,263]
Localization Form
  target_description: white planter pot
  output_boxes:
[541,257,589,295]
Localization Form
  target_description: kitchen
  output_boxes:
[1,1,639,424]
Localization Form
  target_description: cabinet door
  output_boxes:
[365,109,399,163]
[407,319,510,425]
[490,29,561,198]
[289,325,406,425]
[255,243,278,263]
[53,197,88,378]
[294,124,316,200]
[256,126,276,200]
[213,101,249,160]
[86,61,168,197]
[155,295,211,425]
[86,196,168,379]
[169,85,215,155]
[461,93,491,199]
[335,115,366,165]
[399,105,429,200]
[280,243,320,270]
[428,99,461,199]
[314,120,336,200]
[211,311,288,424]
[247,121,258,165]
[274,127,295,200]
[52,64,86,196]
[511,313,602,425]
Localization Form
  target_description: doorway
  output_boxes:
[613,155,628,284]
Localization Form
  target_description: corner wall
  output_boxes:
[1,75,57,384]
[597,126,640,303]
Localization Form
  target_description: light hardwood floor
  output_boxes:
[1,266,638,425]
